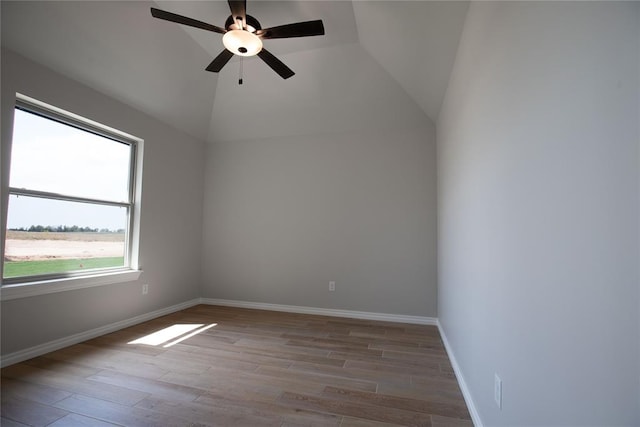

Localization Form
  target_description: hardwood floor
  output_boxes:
[1,305,472,426]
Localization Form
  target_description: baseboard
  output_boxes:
[437,320,483,427]
[200,298,437,325]
[0,298,201,368]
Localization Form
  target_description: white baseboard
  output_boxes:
[200,298,437,325]
[0,298,201,368]
[437,320,483,427]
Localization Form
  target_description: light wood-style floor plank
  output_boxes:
[1,305,471,426]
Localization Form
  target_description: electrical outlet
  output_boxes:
[142,284,149,295]
[494,373,502,409]
[329,281,336,292]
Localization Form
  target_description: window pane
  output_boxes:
[3,195,127,279]
[9,108,131,202]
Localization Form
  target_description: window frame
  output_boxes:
[1,94,143,298]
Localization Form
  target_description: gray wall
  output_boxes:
[202,41,439,318]
[437,2,639,426]
[202,124,438,317]
[1,49,206,355]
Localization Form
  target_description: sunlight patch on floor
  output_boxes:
[128,323,217,347]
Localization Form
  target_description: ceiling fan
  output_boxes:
[150,1,325,80]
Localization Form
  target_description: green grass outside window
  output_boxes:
[4,257,125,278]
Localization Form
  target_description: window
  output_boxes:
[2,95,142,290]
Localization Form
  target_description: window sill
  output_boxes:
[0,269,142,301]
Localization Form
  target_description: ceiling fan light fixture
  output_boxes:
[150,3,325,79]
[223,30,263,56]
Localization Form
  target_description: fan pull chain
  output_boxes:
[239,57,244,85]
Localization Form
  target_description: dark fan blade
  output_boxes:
[257,48,294,79]
[150,8,225,34]
[256,20,324,39]
[228,0,247,29]
[205,50,234,72]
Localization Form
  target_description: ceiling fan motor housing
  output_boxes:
[224,14,261,32]
[223,14,263,56]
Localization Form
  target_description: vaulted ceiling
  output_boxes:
[1,1,469,142]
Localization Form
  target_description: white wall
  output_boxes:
[209,43,430,143]
[437,2,639,426]
[202,124,438,316]
[1,49,206,355]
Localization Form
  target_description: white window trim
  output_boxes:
[0,269,143,301]
[1,93,144,299]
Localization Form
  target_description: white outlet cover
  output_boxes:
[494,373,502,409]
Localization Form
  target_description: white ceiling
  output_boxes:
[1,1,469,142]
[353,1,469,122]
